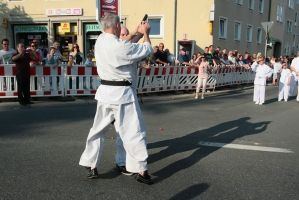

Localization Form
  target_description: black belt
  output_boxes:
[101,80,131,86]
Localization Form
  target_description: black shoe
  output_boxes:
[116,164,133,176]
[135,171,153,185]
[86,167,98,179]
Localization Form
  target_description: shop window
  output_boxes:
[84,23,103,56]
[14,25,48,49]
[148,15,164,39]
[54,23,78,58]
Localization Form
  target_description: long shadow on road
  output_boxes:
[148,117,271,184]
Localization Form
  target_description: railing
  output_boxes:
[0,64,254,99]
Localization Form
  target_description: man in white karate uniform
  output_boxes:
[290,51,299,102]
[79,13,153,185]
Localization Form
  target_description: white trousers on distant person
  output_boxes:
[196,77,207,93]
[79,99,148,173]
[253,84,266,103]
[278,82,290,101]
[297,81,299,101]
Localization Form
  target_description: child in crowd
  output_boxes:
[67,55,74,67]
[278,62,292,102]
[84,53,95,67]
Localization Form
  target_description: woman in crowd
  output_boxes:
[189,54,198,65]
[69,43,84,64]
[29,41,41,66]
[194,56,211,99]
[251,56,273,105]
[277,62,292,101]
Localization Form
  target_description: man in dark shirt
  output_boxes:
[203,47,215,66]
[154,43,169,65]
[12,43,34,106]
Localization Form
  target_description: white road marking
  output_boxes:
[198,141,294,153]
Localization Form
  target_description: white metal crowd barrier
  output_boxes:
[0,64,255,99]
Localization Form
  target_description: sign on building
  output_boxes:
[96,0,119,24]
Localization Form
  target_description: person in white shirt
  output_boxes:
[290,52,299,102]
[272,58,282,86]
[278,62,292,101]
[79,13,153,185]
[0,39,17,64]
[251,56,273,105]
[0,39,17,90]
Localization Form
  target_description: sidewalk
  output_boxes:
[0,84,254,110]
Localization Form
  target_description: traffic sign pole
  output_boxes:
[261,21,273,58]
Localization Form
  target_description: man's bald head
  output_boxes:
[120,26,129,39]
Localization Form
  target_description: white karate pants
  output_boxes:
[196,77,207,93]
[253,84,266,103]
[297,81,299,101]
[278,82,290,101]
[79,100,148,173]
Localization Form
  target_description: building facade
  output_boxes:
[268,0,299,57]
[1,0,101,58]
[0,0,298,59]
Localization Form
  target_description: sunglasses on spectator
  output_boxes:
[31,45,36,47]
[2,43,8,46]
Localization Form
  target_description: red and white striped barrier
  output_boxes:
[0,64,255,99]
[177,66,216,91]
[137,65,179,93]
[65,65,100,96]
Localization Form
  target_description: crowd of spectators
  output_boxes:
[140,43,298,77]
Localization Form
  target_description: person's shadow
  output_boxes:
[148,117,271,182]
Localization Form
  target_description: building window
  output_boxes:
[295,13,298,26]
[289,0,295,9]
[248,0,254,10]
[148,16,164,39]
[234,21,241,41]
[257,28,262,44]
[277,3,284,23]
[259,0,264,13]
[236,0,243,5]
[276,3,284,22]
[219,17,227,39]
[297,0,299,5]
[287,20,293,33]
[246,25,253,42]
[284,43,290,55]
[293,34,296,47]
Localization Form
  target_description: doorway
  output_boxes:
[273,41,282,58]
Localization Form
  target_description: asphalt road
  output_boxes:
[0,86,298,200]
